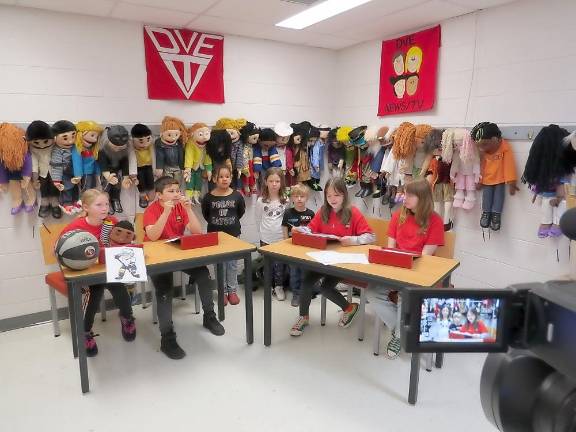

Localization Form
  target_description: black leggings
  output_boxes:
[299,271,349,317]
[84,283,133,332]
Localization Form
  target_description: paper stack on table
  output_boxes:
[306,251,369,265]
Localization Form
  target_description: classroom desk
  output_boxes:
[62,232,256,394]
[259,239,460,405]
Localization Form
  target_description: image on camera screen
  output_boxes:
[419,297,500,343]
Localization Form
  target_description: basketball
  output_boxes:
[55,229,100,270]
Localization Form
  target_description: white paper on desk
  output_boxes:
[105,247,147,283]
[306,251,369,265]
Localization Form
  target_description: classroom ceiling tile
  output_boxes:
[117,0,219,14]
[205,0,308,24]
[187,15,258,38]
[0,0,17,5]
[16,0,116,17]
[111,2,197,27]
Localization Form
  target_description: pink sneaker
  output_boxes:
[120,316,136,341]
[84,332,98,357]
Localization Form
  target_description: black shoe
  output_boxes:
[313,182,322,192]
[51,205,62,219]
[160,331,186,359]
[203,311,225,336]
[361,184,372,198]
[38,205,51,218]
[381,190,390,205]
[490,213,501,231]
[138,196,148,208]
[372,189,383,198]
[444,220,453,231]
[354,188,363,197]
[112,199,123,214]
[480,211,491,228]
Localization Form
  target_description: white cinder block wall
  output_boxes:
[1,0,575,324]
[338,0,576,289]
[0,5,334,321]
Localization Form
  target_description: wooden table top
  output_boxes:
[62,232,256,280]
[259,239,460,287]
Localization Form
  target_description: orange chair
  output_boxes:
[40,223,106,337]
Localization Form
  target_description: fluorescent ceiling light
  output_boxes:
[276,0,373,30]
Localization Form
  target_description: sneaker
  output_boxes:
[223,294,229,306]
[120,316,136,342]
[537,225,551,238]
[548,224,563,238]
[291,294,300,307]
[480,211,491,228]
[490,212,501,231]
[203,311,225,336]
[273,286,286,301]
[338,303,359,328]
[290,316,309,336]
[386,334,401,359]
[84,332,98,357]
[160,331,186,360]
[228,291,240,305]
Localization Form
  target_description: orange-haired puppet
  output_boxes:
[0,123,36,215]
[154,116,187,185]
[72,120,103,190]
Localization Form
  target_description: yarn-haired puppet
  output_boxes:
[522,124,573,238]
[50,120,80,215]
[98,125,137,215]
[472,122,518,231]
[131,123,155,208]
[290,121,312,186]
[326,127,345,178]
[214,118,246,190]
[26,120,60,218]
[72,121,103,190]
[336,126,354,185]
[239,121,260,195]
[154,116,187,185]
[253,128,281,185]
[184,122,212,205]
[274,121,294,188]
[0,123,36,215]
[206,129,233,189]
[362,125,388,199]
[448,128,480,211]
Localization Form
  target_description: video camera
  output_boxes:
[400,207,576,432]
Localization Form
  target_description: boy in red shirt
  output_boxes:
[144,176,224,360]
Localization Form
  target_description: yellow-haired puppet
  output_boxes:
[154,116,187,185]
[184,122,212,205]
[214,117,246,190]
[336,126,354,185]
[72,120,103,190]
[0,123,36,215]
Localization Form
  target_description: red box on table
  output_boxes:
[291,231,327,250]
[368,247,421,269]
[180,232,219,250]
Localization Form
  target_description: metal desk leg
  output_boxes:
[358,288,366,341]
[263,255,272,346]
[244,254,254,344]
[408,353,420,405]
[216,262,225,322]
[70,282,89,393]
[435,353,444,369]
[68,290,78,358]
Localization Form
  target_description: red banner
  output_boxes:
[377,25,441,116]
[143,26,224,103]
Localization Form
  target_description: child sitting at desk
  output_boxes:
[290,177,375,336]
[368,179,444,359]
[143,176,224,360]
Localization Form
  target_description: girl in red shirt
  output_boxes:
[59,189,135,357]
[369,179,445,358]
[456,307,489,337]
[290,177,375,336]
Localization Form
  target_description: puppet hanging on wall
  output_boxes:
[336,126,354,186]
[472,122,518,232]
[214,118,246,190]
[448,128,480,211]
[184,122,212,205]
[206,129,233,189]
[26,120,60,218]
[253,128,281,186]
[522,124,572,238]
[327,127,345,178]
[309,126,325,192]
[99,125,136,215]
[364,125,388,199]
[155,116,187,185]
[274,121,294,188]
[73,121,103,191]
[50,120,80,215]
[291,121,312,186]
[239,121,260,195]
[0,123,36,215]
[131,123,155,208]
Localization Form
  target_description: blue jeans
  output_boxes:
[289,265,302,296]
[260,241,284,287]
[482,183,505,213]
[216,260,239,294]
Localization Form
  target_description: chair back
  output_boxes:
[39,223,69,266]
[134,213,145,243]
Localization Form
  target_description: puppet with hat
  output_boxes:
[214,117,246,190]
[327,127,345,178]
[239,121,260,195]
[335,126,354,186]
[184,122,212,205]
[309,124,327,192]
[50,120,80,215]
[522,124,573,238]
[72,121,103,191]
[363,125,389,199]
[99,125,137,215]
[253,128,281,184]
[0,123,36,215]
[472,122,518,232]
[290,121,312,185]
[26,120,60,218]
[274,121,294,188]
[131,123,155,208]
[344,126,366,192]
[154,116,187,185]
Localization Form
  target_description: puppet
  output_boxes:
[72,121,103,190]
[448,128,480,211]
[239,121,260,195]
[154,116,187,185]
[291,121,312,185]
[253,128,281,185]
[214,118,246,190]
[327,127,345,178]
[274,121,294,188]
[131,123,155,208]
[50,120,79,215]
[183,122,211,205]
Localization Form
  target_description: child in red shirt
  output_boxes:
[455,307,489,337]
[143,176,224,360]
[59,189,135,357]
[290,177,375,336]
[369,179,444,359]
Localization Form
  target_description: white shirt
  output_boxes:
[255,197,287,244]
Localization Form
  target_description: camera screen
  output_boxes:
[419,297,501,343]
